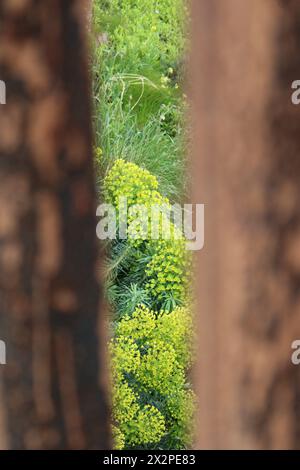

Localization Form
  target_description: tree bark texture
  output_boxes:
[0,0,109,449]
[191,0,300,449]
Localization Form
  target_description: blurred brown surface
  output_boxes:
[0,0,109,449]
[191,0,300,449]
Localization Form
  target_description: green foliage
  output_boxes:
[92,0,193,450]
[92,0,188,201]
[94,0,186,71]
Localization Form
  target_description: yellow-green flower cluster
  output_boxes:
[112,381,166,448]
[145,238,188,302]
[112,426,125,450]
[104,159,159,208]
[104,160,189,300]
[110,305,194,448]
[104,159,171,246]
[126,406,166,447]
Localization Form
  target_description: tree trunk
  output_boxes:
[191,0,300,449]
[0,0,109,449]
